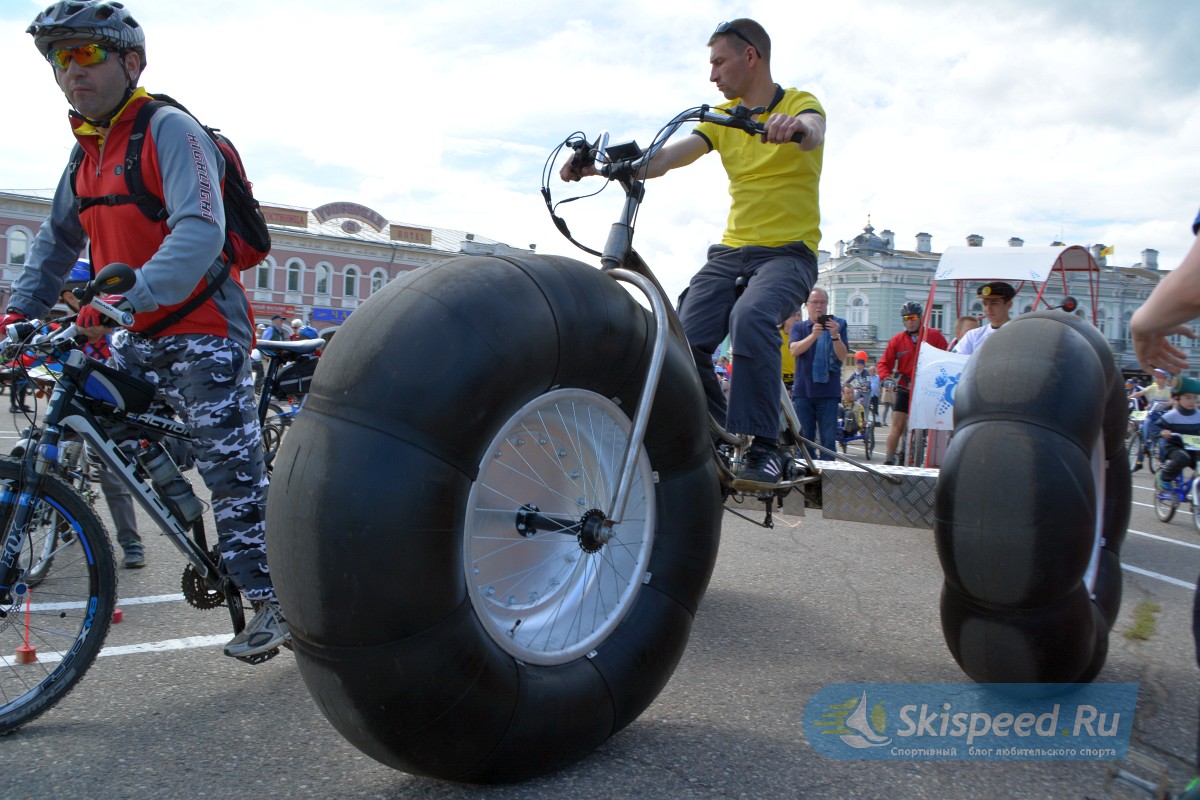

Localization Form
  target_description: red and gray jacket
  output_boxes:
[14,89,254,347]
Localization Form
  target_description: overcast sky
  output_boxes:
[1,0,1196,301]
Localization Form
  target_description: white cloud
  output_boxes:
[1,0,1196,294]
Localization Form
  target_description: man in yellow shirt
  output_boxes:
[563,18,825,487]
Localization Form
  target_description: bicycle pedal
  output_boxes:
[234,647,281,665]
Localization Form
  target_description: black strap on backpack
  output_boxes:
[69,97,234,337]
[138,259,231,337]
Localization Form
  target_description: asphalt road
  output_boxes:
[0,409,1196,800]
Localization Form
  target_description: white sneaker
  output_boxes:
[224,601,289,658]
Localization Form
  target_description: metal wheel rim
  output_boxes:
[1156,486,1178,522]
[464,388,655,666]
[1127,432,1141,470]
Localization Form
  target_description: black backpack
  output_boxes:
[68,93,271,335]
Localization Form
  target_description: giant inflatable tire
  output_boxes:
[267,253,722,782]
[935,312,1129,683]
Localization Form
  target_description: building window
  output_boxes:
[6,228,29,266]
[344,266,359,299]
[255,258,273,291]
[370,269,387,295]
[929,304,945,332]
[848,295,867,325]
[286,259,304,292]
[315,263,331,296]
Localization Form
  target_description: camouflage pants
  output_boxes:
[109,331,273,600]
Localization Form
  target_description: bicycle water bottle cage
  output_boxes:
[61,350,155,414]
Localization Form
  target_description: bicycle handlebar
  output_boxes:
[571,104,804,179]
[3,262,141,357]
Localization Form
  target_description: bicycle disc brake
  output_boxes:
[181,562,226,610]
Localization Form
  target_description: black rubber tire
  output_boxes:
[864,420,875,460]
[267,254,721,782]
[0,457,115,733]
[935,312,1127,683]
[1156,482,1179,522]
[1127,430,1143,472]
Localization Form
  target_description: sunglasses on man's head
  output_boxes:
[713,21,758,53]
[46,43,115,70]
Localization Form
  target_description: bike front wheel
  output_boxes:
[1156,481,1179,522]
[0,457,116,733]
[268,253,721,782]
[1127,430,1143,472]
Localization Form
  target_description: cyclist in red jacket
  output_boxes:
[876,302,948,465]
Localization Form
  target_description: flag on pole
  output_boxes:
[1100,245,1114,257]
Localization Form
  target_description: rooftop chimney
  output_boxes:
[881,229,895,249]
[966,234,984,247]
[1142,248,1158,270]
[915,232,932,253]
[1008,237,1024,247]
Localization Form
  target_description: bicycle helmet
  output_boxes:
[1172,376,1200,396]
[298,325,319,340]
[899,301,922,318]
[854,350,868,363]
[28,1,146,66]
[63,258,92,291]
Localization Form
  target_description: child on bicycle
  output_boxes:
[1153,376,1200,490]
[838,384,865,440]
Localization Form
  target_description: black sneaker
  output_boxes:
[122,543,146,569]
[736,441,783,487]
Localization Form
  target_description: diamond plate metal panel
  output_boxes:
[776,461,938,529]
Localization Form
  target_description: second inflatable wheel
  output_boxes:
[935,312,1128,683]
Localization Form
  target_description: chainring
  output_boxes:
[181,562,225,610]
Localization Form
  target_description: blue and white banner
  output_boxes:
[803,683,1138,760]
[908,342,969,430]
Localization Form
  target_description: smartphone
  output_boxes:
[816,314,834,327]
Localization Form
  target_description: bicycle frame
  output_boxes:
[0,348,220,602]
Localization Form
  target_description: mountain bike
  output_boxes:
[267,103,899,783]
[0,265,279,735]
[1152,434,1200,533]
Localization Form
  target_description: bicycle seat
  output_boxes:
[257,339,323,356]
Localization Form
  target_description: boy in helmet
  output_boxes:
[876,301,948,465]
[3,1,284,658]
[844,350,871,403]
[1152,376,1200,491]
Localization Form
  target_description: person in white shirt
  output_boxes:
[953,282,1015,356]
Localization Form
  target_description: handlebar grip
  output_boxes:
[751,121,804,143]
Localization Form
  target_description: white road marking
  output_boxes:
[1122,563,1196,590]
[1127,528,1200,550]
[0,634,228,667]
